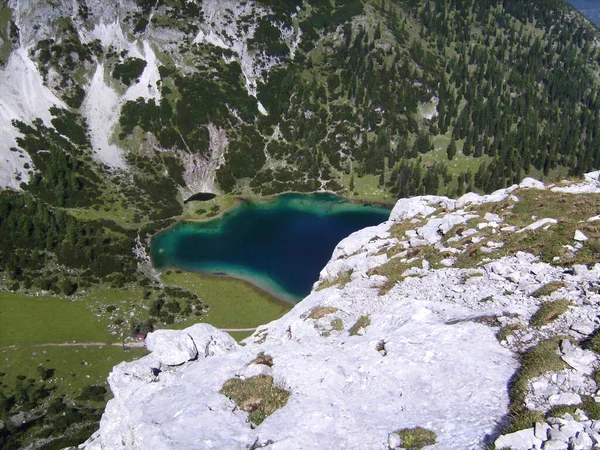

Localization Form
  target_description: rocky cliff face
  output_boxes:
[83,173,600,449]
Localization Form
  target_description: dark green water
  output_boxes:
[151,193,391,303]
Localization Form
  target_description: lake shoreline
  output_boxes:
[152,192,393,303]
[184,190,396,225]
[162,267,301,307]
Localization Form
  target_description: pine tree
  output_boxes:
[446,138,457,160]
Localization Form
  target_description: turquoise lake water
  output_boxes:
[150,193,391,303]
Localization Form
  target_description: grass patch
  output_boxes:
[547,395,600,420]
[368,258,420,294]
[394,427,437,449]
[220,375,290,425]
[506,337,568,432]
[496,324,522,342]
[529,299,571,327]
[585,331,600,354]
[181,195,237,220]
[315,270,353,291]
[0,345,146,396]
[454,190,600,269]
[308,307,339,320]
[531,282,567,299]
[331,318,344,331]
[160,271,291,330]
[369,246,445,294]
[0,292,113,346]
[349,315,371,336]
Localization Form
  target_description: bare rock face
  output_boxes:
[178,123,229,196]
[144,330,198,366]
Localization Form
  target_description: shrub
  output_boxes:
[112,57,147,86]
[79,385,107,402]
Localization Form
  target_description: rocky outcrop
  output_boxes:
[178,123,229,196]
[84,174,600,449]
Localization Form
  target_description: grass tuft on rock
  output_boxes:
[394,427,436,449]
[307,306,339,320]
[250,352,273,367]
[349,315,371,336]
[330,318,344,331]
[315,270,353,291]
[529,299,571,327]
[531,282,567,299]
[220,375,290,425]
[506,338,567,432]
[496,324,522,342]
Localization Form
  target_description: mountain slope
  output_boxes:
[1,0,600,447]
[1,0,600,197]
[84,172,600,449]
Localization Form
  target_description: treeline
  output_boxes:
[0,191,137,293]
[0,375,108,450]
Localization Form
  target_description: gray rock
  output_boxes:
[549,393,582,407]
[574,231,588,242]
[145,330,198,366]
[559,340,597,375]
[570,322,596,337]
[521,333,534,343]
[495,428,543,450]
[184,323,238,358]
[570,431,593,449]
[535,422,551,440]
[559,421,585,439]
[388,433,402,449]
[548,428,569,442]
[589,430,600,445]
[542,440,567,450]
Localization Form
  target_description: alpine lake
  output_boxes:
[151,193,392,304]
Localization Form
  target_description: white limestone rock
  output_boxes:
[518,218,558,233]
[388,433,402,449]
[560,340,598,376]
[145,330,198,366]
[520,178,546,189]
[184,323,238,358]
[84,175,600,449]
[574,231,588,242]
[494,428,542,450]
[542,439,568,449]
[390,196,453,222]
[570,431,593,449]
[534,422,550,440]
[549,392,582,407]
